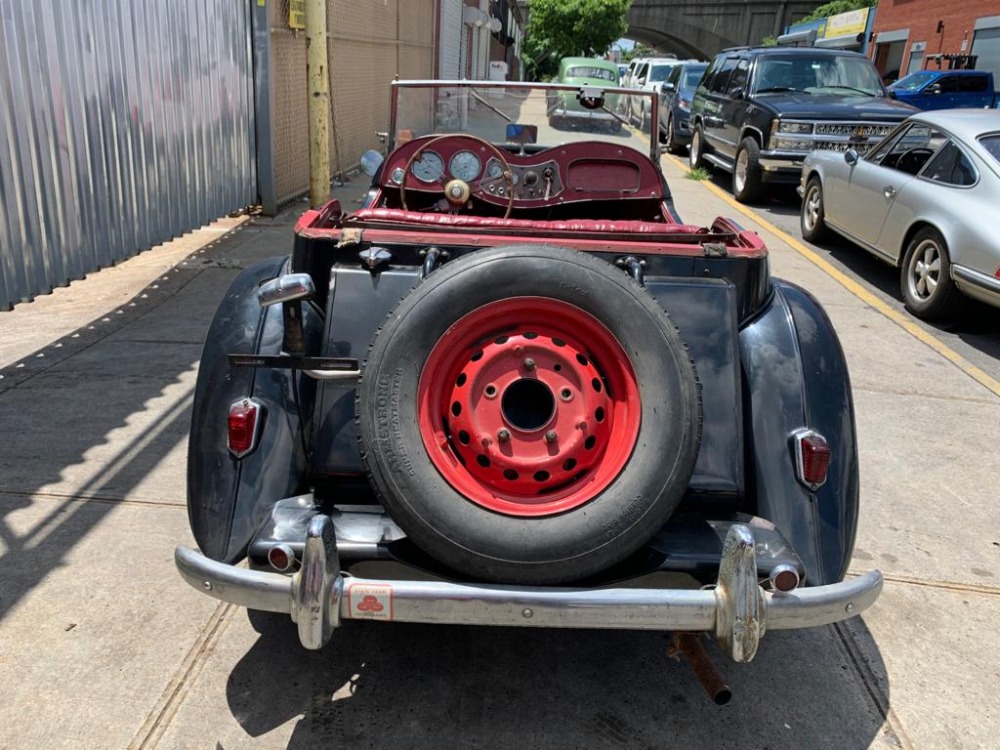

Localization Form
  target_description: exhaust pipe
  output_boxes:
[669,632,732,705]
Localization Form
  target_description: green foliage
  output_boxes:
[522,0,630,80]
[761,35,778,47]
[686,167,710,181]
[799,0,875,24]
[622,43,654,63]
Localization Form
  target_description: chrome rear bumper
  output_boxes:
[175,518,882,663]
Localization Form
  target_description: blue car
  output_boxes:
[888,70,997,111]
[660,61,708,154]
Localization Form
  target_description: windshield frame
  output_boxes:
[890,71,937,92]
[389,80,659,162]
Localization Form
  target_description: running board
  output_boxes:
[704,153,732,172]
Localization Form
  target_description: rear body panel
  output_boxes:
[186,218,859,585]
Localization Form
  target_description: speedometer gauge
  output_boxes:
[412,151,445,183]
[449,150,482,182]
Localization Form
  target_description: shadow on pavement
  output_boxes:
[226,617,893,749]
[0,217,284,625]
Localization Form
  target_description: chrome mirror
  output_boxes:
[844,148,859,166]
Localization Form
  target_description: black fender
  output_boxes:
[187,257,323,562]
[739,280,859,585]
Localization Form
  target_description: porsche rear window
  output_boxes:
[979,134,1000,166]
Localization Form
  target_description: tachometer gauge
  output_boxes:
[412,151,445,183]
[449,150,482,182]
[485,160,504,180]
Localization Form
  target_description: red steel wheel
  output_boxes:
[417,297,640,517]
[357,245,701,584]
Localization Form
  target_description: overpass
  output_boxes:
[627,0,823,60]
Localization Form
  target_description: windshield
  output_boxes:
[392,81,656,159]
[891,71,936,91]
[753,54,884,96]
[682,67,707,89]
[648,64,675,83]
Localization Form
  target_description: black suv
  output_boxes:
[688,46,916,202]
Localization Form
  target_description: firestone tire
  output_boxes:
[357,245,702,585]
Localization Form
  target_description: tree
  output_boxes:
[522,0,630,80]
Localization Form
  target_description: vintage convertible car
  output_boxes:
[176,81,881,702]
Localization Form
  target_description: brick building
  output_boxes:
[869,1,1000,82]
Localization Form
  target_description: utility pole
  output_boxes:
[306,0,330,207]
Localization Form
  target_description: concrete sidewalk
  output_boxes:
[0,165,997,749]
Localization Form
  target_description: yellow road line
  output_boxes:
[666,155,1000,399]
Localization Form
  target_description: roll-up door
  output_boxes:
[440,0,464,80]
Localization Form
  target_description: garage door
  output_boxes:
[440,0,465,80]
[972,27,1000,81]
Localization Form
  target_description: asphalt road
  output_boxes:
[0,150,998,749]
[696,167,1000,386]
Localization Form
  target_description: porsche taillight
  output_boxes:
[228,398,263,458]
[791,428,830,490]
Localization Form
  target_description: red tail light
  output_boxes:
[791,428,830,490]
[228,398,263,458]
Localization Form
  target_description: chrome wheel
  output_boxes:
[734,149,748,194]
[907,239,942,302]
[900,228,962,320]
[803,184,822,232]
[689,130,701,168]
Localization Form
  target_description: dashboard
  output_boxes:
[380,135,664,210]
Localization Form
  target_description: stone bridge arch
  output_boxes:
[627,0,822,59]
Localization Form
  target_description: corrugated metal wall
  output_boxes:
[266,0,436,207]
[0,0,256,310]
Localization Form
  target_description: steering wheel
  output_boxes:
[400,135,515,218]
[895,147,936,176]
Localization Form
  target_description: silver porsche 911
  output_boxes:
[798,110,1000,320]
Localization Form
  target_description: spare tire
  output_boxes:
[357,245,701,584]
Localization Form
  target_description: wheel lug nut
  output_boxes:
[544,430,557,444]
[497,429,511,442]
[523,358,536,370]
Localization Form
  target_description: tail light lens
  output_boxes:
[228,398,264,458]
[791,428,830,490]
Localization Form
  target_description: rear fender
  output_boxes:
[187,257,324,562]
[740,280,859,584]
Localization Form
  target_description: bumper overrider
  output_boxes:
[175,517,882,663]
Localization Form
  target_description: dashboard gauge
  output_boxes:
[449,150,482,182]
[485,159,504,180]
[390,167,405,184]
[412,151,445,183]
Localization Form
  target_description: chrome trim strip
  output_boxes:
[952,264,1000,294]
[175,524,884,662]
